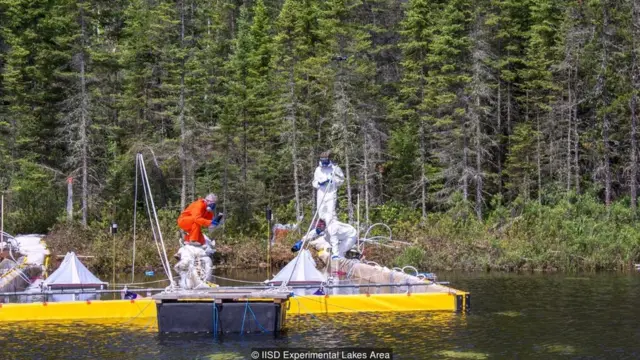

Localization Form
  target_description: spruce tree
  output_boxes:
[393,0,440,218]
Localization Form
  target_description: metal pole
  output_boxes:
[112,230,116,287]
[357,193,360,237]
[139,155,176,287]
[1,192,3,240]
[0,281,446,297]
[112,222,118,288]
[132,155,139,283]
[266,206,272,278]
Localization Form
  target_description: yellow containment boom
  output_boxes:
[0,287,468,324]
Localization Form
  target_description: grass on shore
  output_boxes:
[43,192,640,276]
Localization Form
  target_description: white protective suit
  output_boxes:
[312,162,345,221]
[302,219,357,261]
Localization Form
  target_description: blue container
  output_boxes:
[144,270,155,277]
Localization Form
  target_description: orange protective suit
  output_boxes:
[177,199,214,245]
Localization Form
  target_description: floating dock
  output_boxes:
[0,257,470,332]
[0,283,469,327]
[152,288,291,333]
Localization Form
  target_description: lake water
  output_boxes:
[3,270,640,359]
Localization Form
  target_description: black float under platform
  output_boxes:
[152,289,291,334]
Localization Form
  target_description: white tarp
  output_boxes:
[14,234,49,265]
[42,252,107,289]
[266,250,326,285]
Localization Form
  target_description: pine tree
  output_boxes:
[246,0,276,209]
[52,0,97,226]
[504,122,538,199]
[519,0,562,204]
[555,1,589,195]
[425,0,473,206]
[466,0,494,220]
[0,0,74,231]
[219,1,274,230]
[219,5,252,228]
[486,0,531,197]
[321,0,380,223]
[119,0,177,141]
[630,0,640,209]
[271,0,327,222]
[393,0,440,219]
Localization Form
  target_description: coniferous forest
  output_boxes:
[3,0,640,272]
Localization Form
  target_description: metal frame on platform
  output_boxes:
[0,281,454,298]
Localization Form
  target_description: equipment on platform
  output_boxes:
[41,252,107,302]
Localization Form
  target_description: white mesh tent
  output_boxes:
[266,250,326,285]
[42,252,107,290]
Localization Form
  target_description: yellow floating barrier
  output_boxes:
[0,299,157,322]
[0,288,469,325]
[288,290,469,315]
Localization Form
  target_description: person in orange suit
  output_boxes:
[177,193,223,246]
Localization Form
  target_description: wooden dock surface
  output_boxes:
[152,288,292,301]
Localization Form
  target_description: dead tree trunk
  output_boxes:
[567,67,572,192]
[600,5,612,206]
[497,81,502,198]
[343,120,354,223]
[419,66,427,220]
[179,0,187,209]
[630,0,639,209]
[79,1,89,227]
[475,94,483,220]
[363,126,370,223]
[537,112,542,205]
[67,177,73,222]
[288,65,301,221]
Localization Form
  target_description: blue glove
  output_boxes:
[211,214,224,227]
[315,228,324,235]
[207,203,216,212]
[319,179,330,186]
[123,291,138,300]
[291,240,303,253]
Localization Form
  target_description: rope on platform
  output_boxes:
[212,300,219,338]
[291,296,322,323]
[240,300,270,334]
[120,299,154,326]
[294,294,365,313]
[341,259,359,280]
[115,273,263,290]
[246,301,269,333]
[290,296,324,331]
[114,277,176,287]
[240,301,247,334]
[212,275,265,285]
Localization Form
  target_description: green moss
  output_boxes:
[437,350,489,359]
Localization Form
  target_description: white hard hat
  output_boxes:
[205,193,217,202]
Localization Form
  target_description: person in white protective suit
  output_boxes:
[312,151,345,222]
[291,218,357,262]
